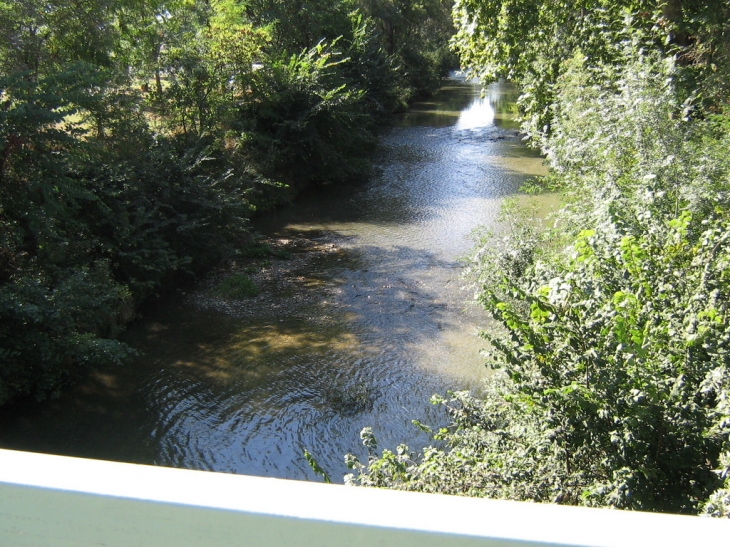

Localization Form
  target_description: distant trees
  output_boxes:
[0,0,455,404]
[348,1,730,517]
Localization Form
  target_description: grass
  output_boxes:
[214,274,259,299]
[237,241,291,260]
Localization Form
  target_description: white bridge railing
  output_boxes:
[0,448,728,546]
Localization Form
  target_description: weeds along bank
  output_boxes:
[347,2,730,517]
[0,0,456,405]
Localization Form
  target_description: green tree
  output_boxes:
[236,38,373,190]
[359,0,456,99]
[0,63,136,403]
[451,0,730,138]
[0,0,124,77]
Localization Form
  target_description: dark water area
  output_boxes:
[0,77,548,481]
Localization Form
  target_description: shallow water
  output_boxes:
[0,78,548,481]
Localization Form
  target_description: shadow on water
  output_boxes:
[398,84,477,127]
[0,241,463,481]
[0,76,549,482]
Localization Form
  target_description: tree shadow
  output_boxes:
[0,236,485,481]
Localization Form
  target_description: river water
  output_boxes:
[0,77,547,481]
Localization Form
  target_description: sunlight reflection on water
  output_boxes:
[455,97,495,130]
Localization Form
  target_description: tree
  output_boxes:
[451,0,730,138]
[0,0,124,77]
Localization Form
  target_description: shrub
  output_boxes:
[347,51,730,516]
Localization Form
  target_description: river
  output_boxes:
[0,77,547,482]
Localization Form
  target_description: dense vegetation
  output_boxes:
[7,0,730,519]
[0,0,455,404]
[347,1,730,517]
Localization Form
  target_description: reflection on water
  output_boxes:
[398,84,474,127]
[483,83,521,129]
[456,96,495,129]
[0,77,548,481]
[398,79,521,130]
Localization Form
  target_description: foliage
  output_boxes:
[701,366,730,517]
[304,449,333,483]
[0,0,122,75]
[358,0,457,101]
[0,0,454,404]
[0,63,138,401]
[236,39,373,189]
[451,0,730,138]
[0,57,254,401]
[0,262,134,405]
[243,0,456,104]
[349,210,730,512]
[348,46,730,515]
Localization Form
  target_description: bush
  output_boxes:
[347,51,730,515]
[234,39,375,190]
[0,262,134,404]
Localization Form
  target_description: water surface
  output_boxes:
[0,78,548,481]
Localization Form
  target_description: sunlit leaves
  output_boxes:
[451,0,730,139]
[350,43,730,514]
